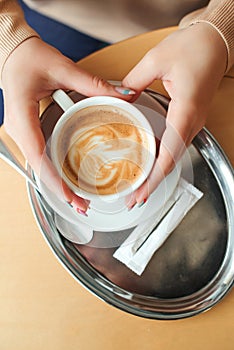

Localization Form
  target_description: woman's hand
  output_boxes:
[122,23,227,208]
[1,37,133,214]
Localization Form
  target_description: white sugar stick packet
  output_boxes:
[113,178,203,276]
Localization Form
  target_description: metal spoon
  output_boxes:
[0,138,40,192]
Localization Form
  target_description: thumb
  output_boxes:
[55,60,136,99]
[122,49,163,92]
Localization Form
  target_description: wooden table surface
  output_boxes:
[0,27,234,350]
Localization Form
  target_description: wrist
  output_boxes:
[188,21,229,74]
[186,22,228,75]
[1,36,41,87]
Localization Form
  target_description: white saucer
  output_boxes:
[54,213,93,244]
[37,92,182,231]
[38,160,181,231]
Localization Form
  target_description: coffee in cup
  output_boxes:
[57,104,151,196]
[51,91,156,203]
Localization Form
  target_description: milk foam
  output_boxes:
[59,105,149,195]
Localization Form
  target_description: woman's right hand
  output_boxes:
[1,37,134,214]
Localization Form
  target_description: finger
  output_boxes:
[52,61,136,99]
[39,153,89,212]
[122,49,164,92]
[125,191,137,210]
[134,101,201,203]
[4,97,89,211]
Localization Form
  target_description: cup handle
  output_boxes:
[52,89,75,111]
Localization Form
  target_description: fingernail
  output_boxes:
[115,86,136,95]
[138,198,147,208]
[128,202,136,211]
[77,208,88,217]
[85,199,91,207]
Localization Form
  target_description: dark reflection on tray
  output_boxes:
[63,151,227,298]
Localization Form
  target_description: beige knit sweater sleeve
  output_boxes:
[180,0,234,72]
[0,0,233,76]
[0,0,39,77]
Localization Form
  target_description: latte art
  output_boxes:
[59,105,150,195]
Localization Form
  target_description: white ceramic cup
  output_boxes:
[51,89,156,213]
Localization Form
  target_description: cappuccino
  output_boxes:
[57,105,150,195]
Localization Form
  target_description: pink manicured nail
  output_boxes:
[115,86,136,95]
[76,208,88,217]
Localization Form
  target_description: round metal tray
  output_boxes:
[27,91,234,320]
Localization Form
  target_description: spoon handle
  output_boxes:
[0,138,40,192]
